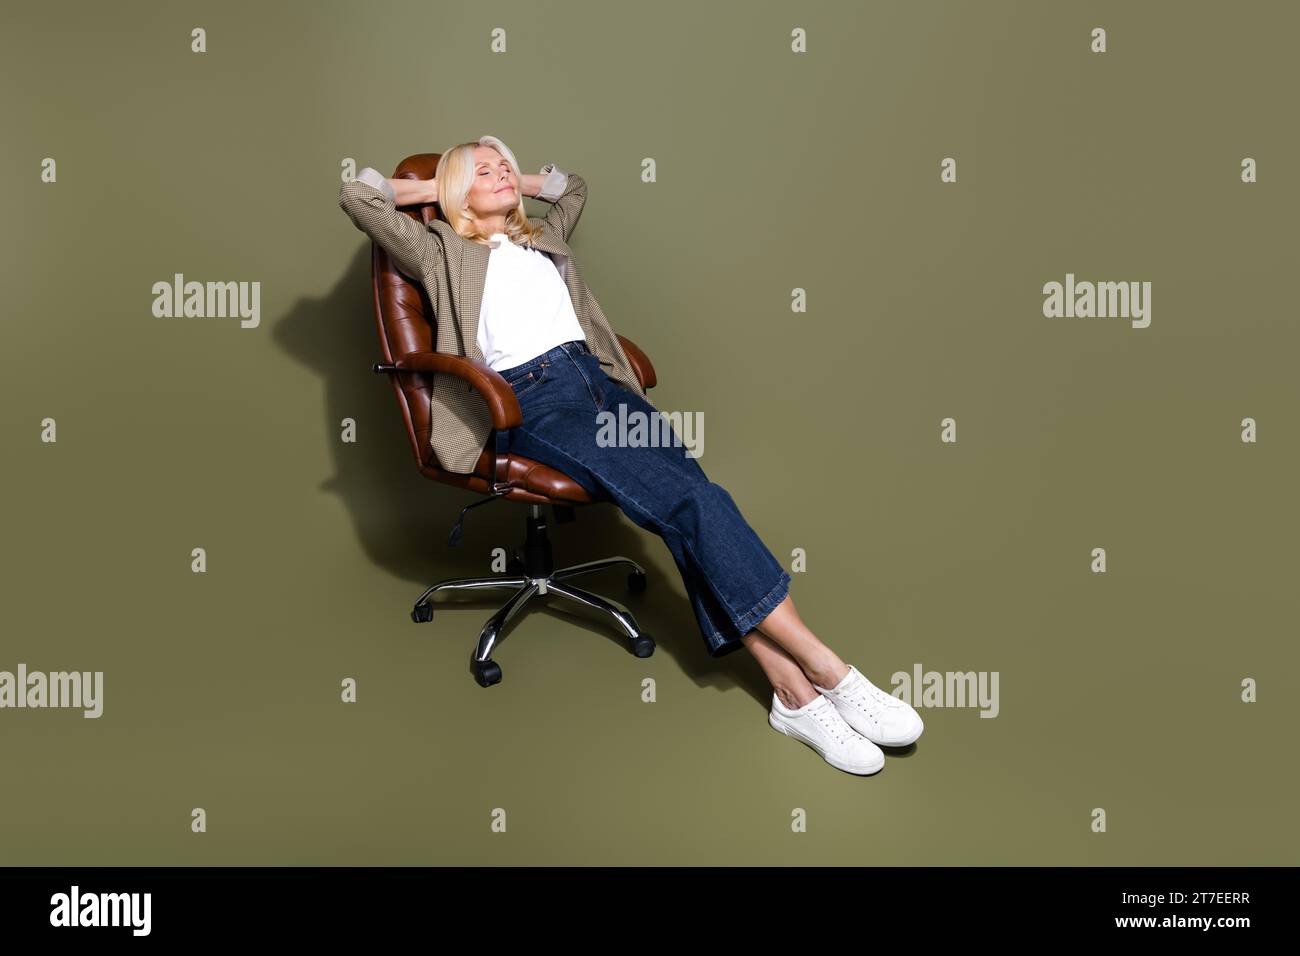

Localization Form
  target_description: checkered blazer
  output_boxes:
[338,163,648,474]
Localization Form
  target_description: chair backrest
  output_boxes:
[369,153,446,470]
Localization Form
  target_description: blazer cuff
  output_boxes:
[536,163,569,202]
[356,166,396,203]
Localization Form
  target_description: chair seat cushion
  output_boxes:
[418,447,607,505]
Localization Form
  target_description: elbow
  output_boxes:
[338,180,363,218]
[338,169,396,217]
[338,179,381,231]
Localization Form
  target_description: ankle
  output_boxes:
[807,657,849,690]
[775,684,819,711]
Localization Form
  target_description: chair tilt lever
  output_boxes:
[448,494,507,549]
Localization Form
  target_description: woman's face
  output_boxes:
[465,146,518,219]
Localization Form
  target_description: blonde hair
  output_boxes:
[436,135,544,247]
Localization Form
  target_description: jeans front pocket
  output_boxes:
[503,360,549,399]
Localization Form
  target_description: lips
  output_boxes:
[495,185,514,193]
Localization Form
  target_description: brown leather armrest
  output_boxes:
[616,335,657,390]
[392,351,523,429]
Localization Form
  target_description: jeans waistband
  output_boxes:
[496,339,588,376]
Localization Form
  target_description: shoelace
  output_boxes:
[847,686,885,715]
[809,699,851,745]
[843,677,905,718]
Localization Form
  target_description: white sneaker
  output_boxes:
[768,692,885,775]
[814,665,924,747]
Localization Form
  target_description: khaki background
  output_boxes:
[1,0,1296,865]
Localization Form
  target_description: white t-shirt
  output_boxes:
[477,232,587,370]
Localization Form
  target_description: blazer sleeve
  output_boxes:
[338,166,443,285]
[534,163,587,243]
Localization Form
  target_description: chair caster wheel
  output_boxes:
[627,570,647,593]
[472,660,503,687]
[411,602,433,623]
[507,552,525,576]
[630,634,655,658]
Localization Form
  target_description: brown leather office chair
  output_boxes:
[367,154,657,687]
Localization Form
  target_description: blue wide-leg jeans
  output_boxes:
[495,339,791,658]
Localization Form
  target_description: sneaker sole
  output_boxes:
[863,725,924,748]
[769,713,885,775]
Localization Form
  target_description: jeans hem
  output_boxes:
[707,633,748,659]
[731,568,792,637]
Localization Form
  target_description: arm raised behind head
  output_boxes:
[337,166,441,283]
[522,163,586,243]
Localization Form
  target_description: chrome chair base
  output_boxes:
[410,504,654,686]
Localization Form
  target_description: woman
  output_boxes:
[339,135,923,775]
